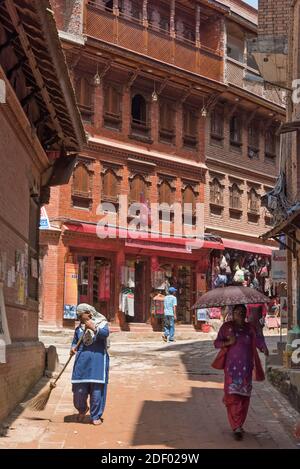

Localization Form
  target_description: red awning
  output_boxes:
[63,223,224,251]
[222,238,276,256]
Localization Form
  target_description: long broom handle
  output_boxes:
[51,334,84,387]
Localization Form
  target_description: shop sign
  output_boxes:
[40,207,50,229]
[271,250,287,281]
[64,263,78,319]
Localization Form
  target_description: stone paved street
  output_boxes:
[0,335,299,449]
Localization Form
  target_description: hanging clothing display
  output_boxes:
[98,265,110,301]
[120,288,135,317]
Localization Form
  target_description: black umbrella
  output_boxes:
[193,286,270,309]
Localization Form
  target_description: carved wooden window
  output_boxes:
[210,108,224,140]
[102,167,120,203]
[103,84,122,130]
[265,128,277,159]
[183,184,197,213]
[230,115,242,147]
[183,106,198,148]
[158,179,175,206]
[248,188,260,213]
[131,94,150,138]
[210,178,224,206]
[72,162,92,209]
[130,174,148,203]
[75,75,93,122]
[248,121,259,158]
[229,183,242,210]
[159,100,175,143]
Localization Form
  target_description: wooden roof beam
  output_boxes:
[4,0,65,144]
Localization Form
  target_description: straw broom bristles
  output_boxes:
[24,382,57,411]
[22,335,83,412]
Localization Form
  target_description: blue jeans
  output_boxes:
[72,382,107,421]
[164,316,175,341]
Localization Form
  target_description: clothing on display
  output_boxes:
[120,288,135,317]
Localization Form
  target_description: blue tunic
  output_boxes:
[71,324,109,384]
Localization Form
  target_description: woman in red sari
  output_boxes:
[214,304,266,440]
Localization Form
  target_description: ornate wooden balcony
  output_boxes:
[226,58,285,107]
[86,2,223,82]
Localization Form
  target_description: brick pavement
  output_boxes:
[0,336,299,449]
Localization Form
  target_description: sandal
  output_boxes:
[77,406,89,422]
[92,419,103,426]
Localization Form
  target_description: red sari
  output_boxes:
[214,321,265,431]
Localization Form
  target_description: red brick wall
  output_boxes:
[0,342,45,422]
[258,0,291,37]
[0,109,40,341]
[0,74,48,421]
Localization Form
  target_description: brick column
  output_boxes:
[123,88,131,137]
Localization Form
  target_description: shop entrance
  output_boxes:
[77,254,114,321]
[120,258,149,323]
[152,260,195,324]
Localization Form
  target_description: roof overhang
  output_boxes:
[0,0,86,151]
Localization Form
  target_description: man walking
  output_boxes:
[162,287,177,342]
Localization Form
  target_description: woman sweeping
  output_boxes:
[70,303,110,425]
[213,304,266,440]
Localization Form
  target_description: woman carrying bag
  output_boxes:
[212,304,266,440]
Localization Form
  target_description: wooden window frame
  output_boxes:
[248,187,260,214]
[248,121,260,158]
[210,108,224,141]
[183,105,198,149]
[71,161,93,210]
[159,99,176,144]
[101,165,122,205]
[131,92,151,140]
[229,183,242,211]
[210,178,224,207]
[230,114,242,148]
[103,83,122,131]
[265,128,277,160]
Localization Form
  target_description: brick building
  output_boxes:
[41,0,284,329]
[0,0,85,421]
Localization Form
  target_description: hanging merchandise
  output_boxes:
[151,256,160,272]
[125,292,134,317]
[259,265,269,278]
[127,267,135,288]
[99,264,110,300]
[220,255,228,270]
[233,269,244,284]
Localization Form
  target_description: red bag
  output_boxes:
[211,348,227,370]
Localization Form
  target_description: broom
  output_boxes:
[23,334,84,411]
